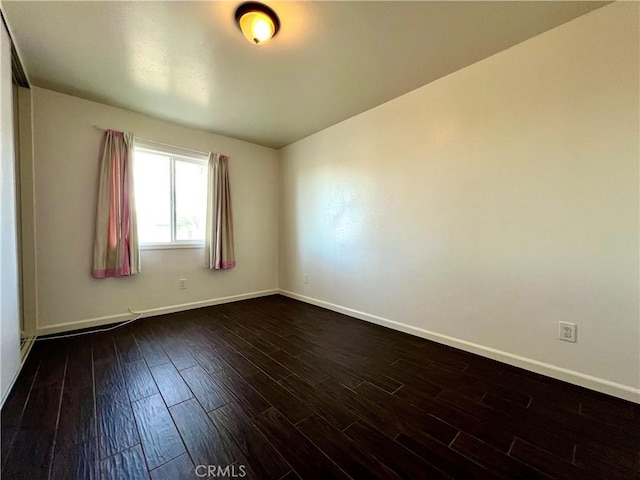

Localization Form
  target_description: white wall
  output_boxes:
[279,3,639,401]
[0,20,21,403]
[31,87,279,333]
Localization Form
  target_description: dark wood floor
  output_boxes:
[1,295,638,479]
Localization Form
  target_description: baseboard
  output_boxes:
[1,338,36,408]
[36,289,279,336]
[1,367,21,408]
[279,289,640,404]
[20,336,35,362]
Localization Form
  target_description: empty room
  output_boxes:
[0,1,638,479]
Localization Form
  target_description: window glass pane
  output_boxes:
[134,151,171,243]
[175,160,207,241]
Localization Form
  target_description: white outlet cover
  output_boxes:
[558,321,577,343]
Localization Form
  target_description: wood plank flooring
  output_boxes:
[2,295,638,479]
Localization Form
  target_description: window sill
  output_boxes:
[140,243,204,250]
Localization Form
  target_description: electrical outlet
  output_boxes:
[179,278,187,290]
[304,274,309,284]
[558,322,577,343]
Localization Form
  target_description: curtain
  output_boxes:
[204,153,235,269]
[92,130,140,278]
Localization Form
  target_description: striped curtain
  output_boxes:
[92,130,140,278]
[204,153,235,270]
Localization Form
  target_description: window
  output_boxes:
[134,143,208,248]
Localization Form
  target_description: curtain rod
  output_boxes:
[92,125,209,157]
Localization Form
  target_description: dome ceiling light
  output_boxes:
[235,2,280,45]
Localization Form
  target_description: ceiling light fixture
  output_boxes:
[235,2,280,45]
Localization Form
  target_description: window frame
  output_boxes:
[134,143,209,250]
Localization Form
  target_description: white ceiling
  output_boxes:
[2,1,607,148]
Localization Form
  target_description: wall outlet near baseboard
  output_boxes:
[558,322,577,343]
[179,278,187,290]
[304,274,309,284]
